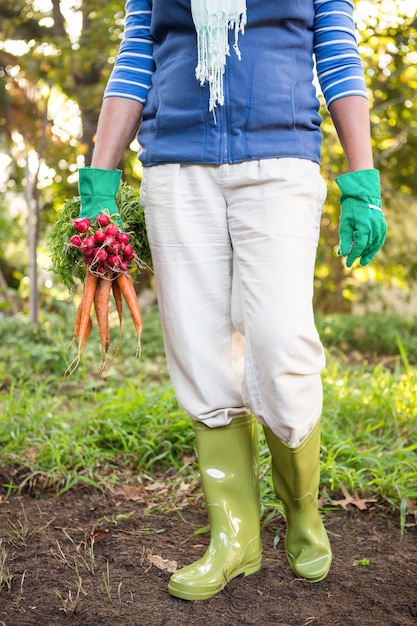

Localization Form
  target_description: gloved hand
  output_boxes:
[336,169,387,267]
[78,167,122,222]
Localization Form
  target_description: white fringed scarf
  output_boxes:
[191,0,247,111]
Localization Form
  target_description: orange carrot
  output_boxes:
[72,297,84,343]
[66,271,143,376]
[65,271,99,377]
[78,271,99,355]
[112,278,123,357]
[94,277,112,373]
[84,314,93,345]
[116,273,142,356]
[71,296,93,344]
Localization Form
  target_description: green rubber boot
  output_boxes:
[263,420,332,582]
[168,415,262,600]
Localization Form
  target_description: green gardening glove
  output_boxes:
[78,167,122,222]
[336,169,387,268]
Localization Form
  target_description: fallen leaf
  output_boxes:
[76,527,111,551]
[406,499,417,526]
[406,498,417,515]
[144,481,166,492]
[178,481,193,494]
[111,485,145,501]
[181,454,196,465]
[0,495,9,505]
[147,554,177,573]
[330,486,377,511]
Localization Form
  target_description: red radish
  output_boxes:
[83,235,95,249]
[70,218,137,276]
[108,254,122,266]
[94,229,106,243]
[70,235,83,247]
[74,218,90,233]
[94,248,108,263]
[122,244,134,256]
[108,241,122,254]
[116,232,130,245]
[96,213,110,227]
[122,244,135,260]
[105,224,118,237]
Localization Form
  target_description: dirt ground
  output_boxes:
[0,482,416,626]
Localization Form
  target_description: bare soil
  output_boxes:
[0,484,416,626]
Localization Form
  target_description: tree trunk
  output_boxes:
[25,160,39,324]
[0,267,18,314]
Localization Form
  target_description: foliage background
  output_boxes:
[0,0,416,316]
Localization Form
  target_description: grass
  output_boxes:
[320,360,417,505]
[0,302,416,516]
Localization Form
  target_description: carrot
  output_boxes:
[116,273,142,356]
[65,271,99,377]
[71,296,93,342]
[72,298,84,344]
[84,314,93,344]
[112,278,123,357]
[94,276,113,373]
[78,271,99,355]
[66,270,143,376]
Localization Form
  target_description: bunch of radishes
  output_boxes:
[69,212,137,276]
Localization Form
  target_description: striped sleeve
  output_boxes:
[104,0,155,104]
[314,0,368,107]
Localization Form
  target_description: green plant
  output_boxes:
[0,540,14,592]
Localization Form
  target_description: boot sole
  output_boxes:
[289,554,332,583]
[168,554,262,601]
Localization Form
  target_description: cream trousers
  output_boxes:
[140,159,327,445]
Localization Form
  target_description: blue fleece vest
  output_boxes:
[138,0,324,166]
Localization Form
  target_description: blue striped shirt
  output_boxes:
[314,0,368,106]
[104,0,154,103]
[104,0,367,107]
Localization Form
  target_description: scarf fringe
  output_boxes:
[194,9,246,111]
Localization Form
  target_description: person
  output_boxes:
[78,0,387,601]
